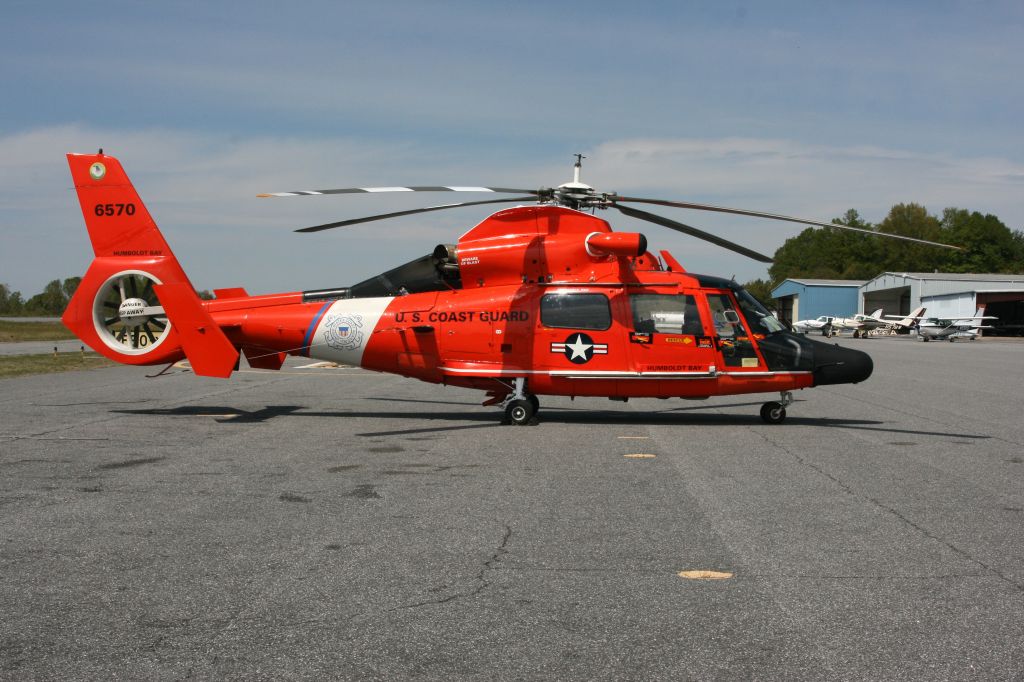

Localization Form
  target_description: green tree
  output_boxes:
[875,203,945,273]
[742,278,776,307]
[24,279,70,315]
[1013,230,1024,271]
[939,209,1023,273]
[62,277,82,300]
[766,204,1023,287]
[768,209,880,282]
[0,283,24,315]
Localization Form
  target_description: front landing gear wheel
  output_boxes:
[760,402,786,424]
[505,399,537,426]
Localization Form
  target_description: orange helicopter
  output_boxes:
[61,152,959,424]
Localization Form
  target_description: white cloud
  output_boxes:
[2,127,1022,297]
[585,137,1024,224]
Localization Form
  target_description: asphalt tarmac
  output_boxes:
[2,336,1022,679]
[0,340,88,356]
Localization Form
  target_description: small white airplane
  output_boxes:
[876,307,928,336]
[794,307,926,338]
[846,308,890,338]
[906,308,998,342]
[792,315,841,335]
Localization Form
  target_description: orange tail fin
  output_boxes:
[62,152,236,376]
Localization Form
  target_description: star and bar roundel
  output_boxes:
[550,332,609,364]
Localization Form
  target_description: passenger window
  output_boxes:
[540,293,611,330]
[629,294,704,335]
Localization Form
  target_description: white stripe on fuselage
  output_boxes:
[307,298,392,367]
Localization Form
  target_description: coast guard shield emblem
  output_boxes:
[324,314,364,351]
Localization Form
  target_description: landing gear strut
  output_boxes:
[502,377,539,425]
[760,391,793,424]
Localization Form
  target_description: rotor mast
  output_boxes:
[556,153,598,210]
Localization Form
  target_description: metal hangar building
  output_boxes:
[770,278,866,326]
[860,272,1024,334]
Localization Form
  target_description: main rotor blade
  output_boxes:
[261,185,538,198]
[613,204,774,263]
[613,196,963,250]
[296,196,538,233]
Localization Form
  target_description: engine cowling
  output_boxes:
[585,231,648,258]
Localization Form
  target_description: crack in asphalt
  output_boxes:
[754,429,1024,594]
[393,524,513,610]
[823,387,1023,449]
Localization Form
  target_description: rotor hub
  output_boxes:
[118,298,149,327]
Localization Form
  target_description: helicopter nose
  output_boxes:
[808,339,873,386]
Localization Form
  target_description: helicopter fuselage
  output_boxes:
[195,205,871,402]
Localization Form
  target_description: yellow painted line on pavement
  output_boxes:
[175,412,243,419]
[678,570,733,580]
[237,370,370,375]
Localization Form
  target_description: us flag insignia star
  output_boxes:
[550,332,608,364]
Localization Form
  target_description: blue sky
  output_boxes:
[2,0,1023,295]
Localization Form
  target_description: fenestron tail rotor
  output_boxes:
[92,271,171,355]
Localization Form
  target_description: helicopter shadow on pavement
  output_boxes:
[111,402,990,441]
[111,405,303,423]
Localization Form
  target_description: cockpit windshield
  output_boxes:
[735,288,786,335]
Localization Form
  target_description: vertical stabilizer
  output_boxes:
[62,152,221,370]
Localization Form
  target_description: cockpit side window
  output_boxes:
[706,292,761,367]
[629,294,704,335]
[706,293,743,339]
[735,288,786,335]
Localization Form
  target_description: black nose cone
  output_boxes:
[808,339,874,386]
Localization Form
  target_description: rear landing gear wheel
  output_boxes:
[760,402,786,424]
[505,399,537,426]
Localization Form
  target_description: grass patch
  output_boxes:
[0,320,76,343]
[0,353,115,379]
